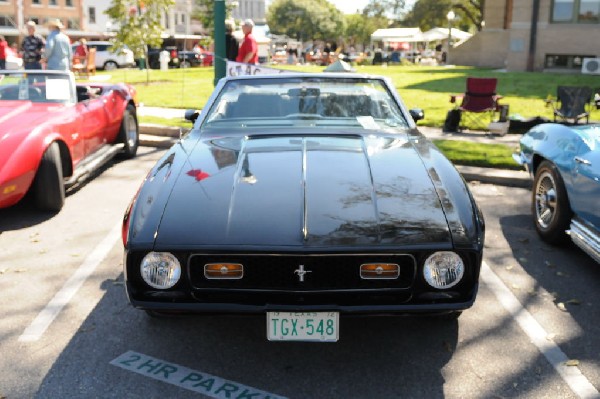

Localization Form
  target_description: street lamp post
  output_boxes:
[446,10,455,64]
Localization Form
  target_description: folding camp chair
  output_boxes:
[450,77,502,131]
[547,86,593,124]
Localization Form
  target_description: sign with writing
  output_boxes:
[111,350,287,399]
[226,61,291,77]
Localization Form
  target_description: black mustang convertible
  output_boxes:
[122,73,485,341]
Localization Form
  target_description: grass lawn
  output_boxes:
[432,139,521,170]
[94,64,596,169]
[95,64,600,130]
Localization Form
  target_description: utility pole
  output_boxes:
[214,0,226,86]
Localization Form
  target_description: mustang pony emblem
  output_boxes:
[294,265,312,282]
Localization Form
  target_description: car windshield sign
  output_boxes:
[0,72,72,103]
[202,77,409,132]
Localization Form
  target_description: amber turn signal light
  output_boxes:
[360,263,400,279]
[204,263,244,279]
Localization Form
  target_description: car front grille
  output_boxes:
[188,253,416,291]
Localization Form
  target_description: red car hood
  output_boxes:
[0,102,63,155]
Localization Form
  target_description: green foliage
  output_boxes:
[96,64,600,130]
[403,0,483,32]
[105,0,175,58]
[267,0,345,42]
[432,139,520,169]
[192,0,237,34]
[344,14,382,48]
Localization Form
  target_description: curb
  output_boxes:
[138,124,531,188]
[455,165,530,188]
[139,124,182,148]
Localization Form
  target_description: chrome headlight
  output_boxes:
[140,252,181,289]
[423,251,464,289]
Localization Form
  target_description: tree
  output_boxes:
[266,0,344,42]
[403,0,484,32]
[193,0,238,33]
[105,0,175,59]
[344,12,387,48]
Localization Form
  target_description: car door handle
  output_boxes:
[574,156,591,165]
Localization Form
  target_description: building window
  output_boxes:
[0,15,16,27]
[181,14,185,24]
[66,0,73,6]
[89,7,96,24]
[49,0,57,6]
[545,54,595,69]
[552,0,600,22]
[32,0,41,5]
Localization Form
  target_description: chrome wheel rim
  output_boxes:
[534,170,558,229]
[125,112,137,148]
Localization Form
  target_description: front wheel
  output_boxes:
[32,142,65,212]
[104,60,118,71]
[532,160,572,244]
[118,104,139,159]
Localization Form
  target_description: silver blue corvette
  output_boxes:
[514,123,600,263]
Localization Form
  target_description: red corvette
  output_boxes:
[0,70,139,211]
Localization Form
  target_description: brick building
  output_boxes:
[449,0,600,72]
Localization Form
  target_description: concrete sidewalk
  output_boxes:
[137,106,530,188]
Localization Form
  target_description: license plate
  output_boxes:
[267,312,339,342]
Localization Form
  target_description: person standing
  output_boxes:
[21,21,45,70]
[0,36,7,70]
[235,19,258,64]
[225,21,238,61]
[44,19,72,71]
[73,38,88,65]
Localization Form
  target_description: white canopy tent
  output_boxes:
[370,28,423,44]
[421,27,473,43]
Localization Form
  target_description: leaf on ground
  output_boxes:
[546,333,557,341]
[565,359,579,367]
[518,238,529,244]
[557,302,567,311]
[505,265,514,270]
[556,271,568,277]
[112,281,124,286]
[14,269,28,273]
[519,257,528,263]
[566,299,581,305]
[0,268,7,274]
[511,283,520,289]
[545,261,556,268]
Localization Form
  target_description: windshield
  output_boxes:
[0,71,74,103]
[202,77,410,132]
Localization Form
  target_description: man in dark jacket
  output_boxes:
[225,21,238,61]
[21,21,45,70]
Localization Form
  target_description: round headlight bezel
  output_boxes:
[140,252,181,290]
[423,251,465,289]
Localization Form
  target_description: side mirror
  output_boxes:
[185,109,200,123]
[409,108,424,122]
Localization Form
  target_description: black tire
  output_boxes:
[532,160,572,244]
[118,104,139,159]
[104,60,118,71]
[32,142,65,212]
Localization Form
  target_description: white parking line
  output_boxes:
[19,222,121,342]
[111,351,287,399]
[481,261,600,399]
